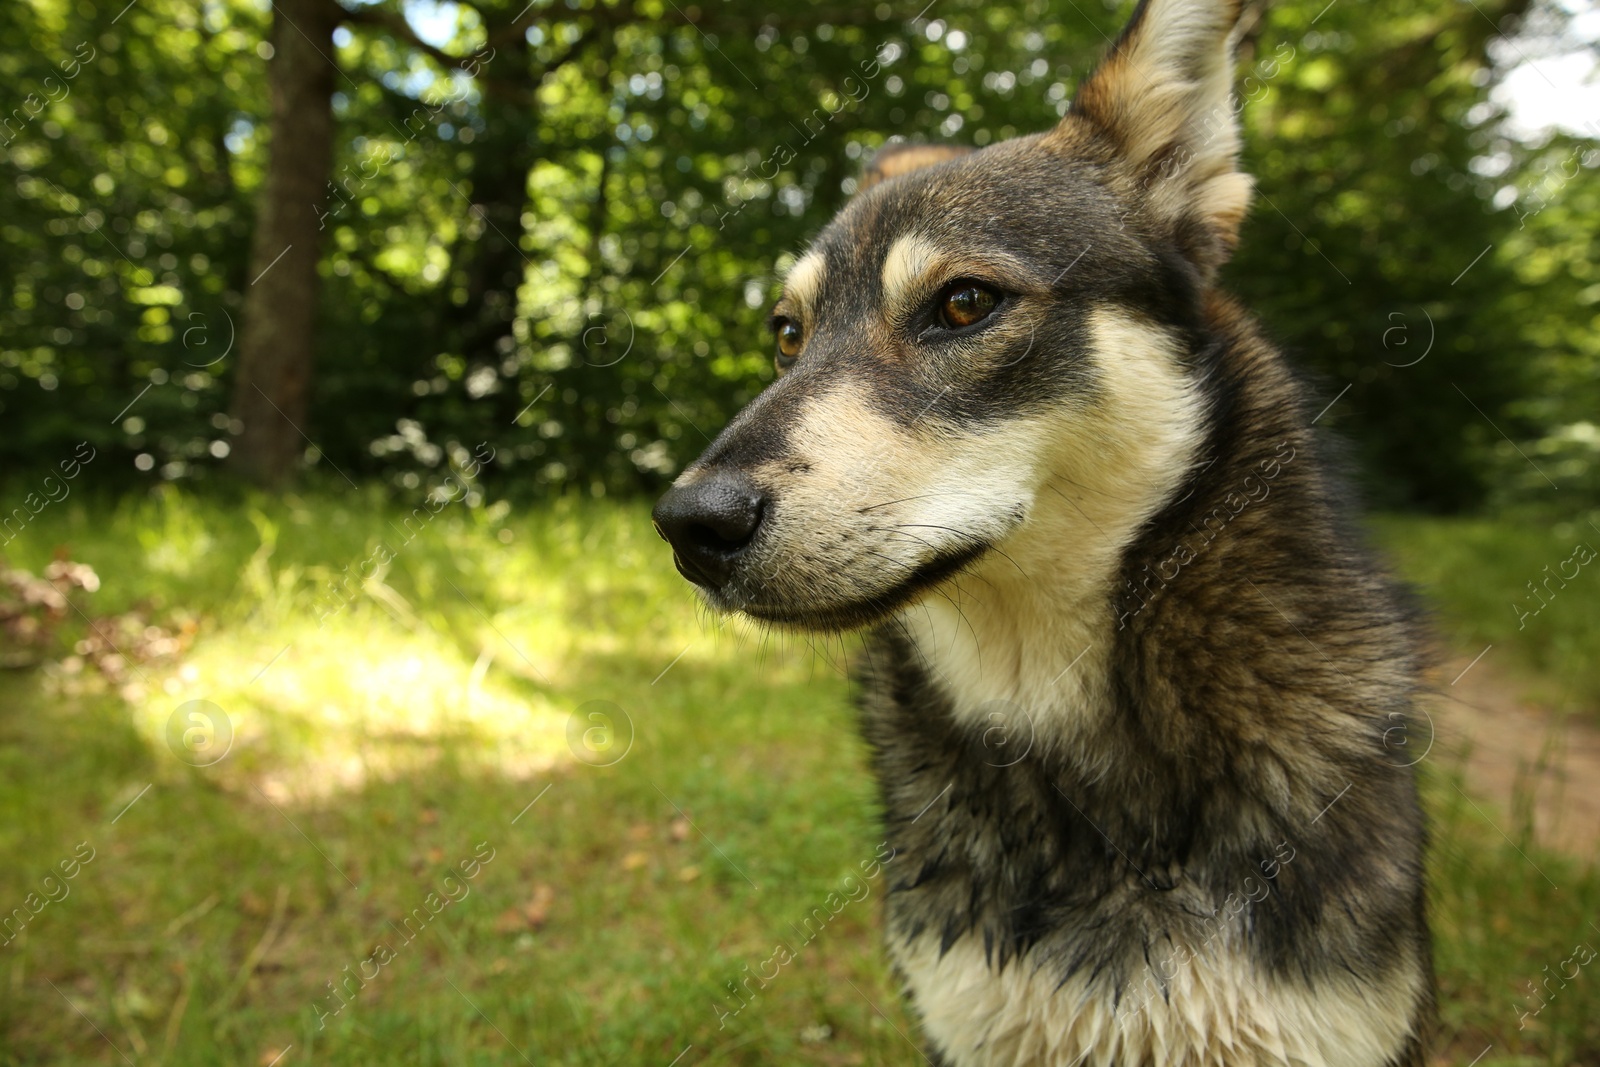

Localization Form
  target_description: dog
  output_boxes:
[653,0,1435,1062]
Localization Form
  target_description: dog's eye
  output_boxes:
[938,283,1000,330]
[773,317,804,369]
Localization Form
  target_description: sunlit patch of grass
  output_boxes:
[19,488,701,800]
[130,620,573,799]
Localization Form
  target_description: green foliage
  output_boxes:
[1229,0,1543,509]
[1498,136,1600,503]
[0,0,263,474]
[1,0,1595,507]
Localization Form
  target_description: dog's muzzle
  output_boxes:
[651,470,767,590]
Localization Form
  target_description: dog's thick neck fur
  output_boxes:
[860,292,1435,1066]
[887,291,1416,790]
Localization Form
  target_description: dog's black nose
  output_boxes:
[652,472,766,589]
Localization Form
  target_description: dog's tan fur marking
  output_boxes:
[881,234,942,324]
[862,143,976,191]
[783,251,827,318]
[880,235,1049,329]
[900,309,1207,739]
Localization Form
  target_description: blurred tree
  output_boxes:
[229,0,339,486]
[1229,0,1543,510]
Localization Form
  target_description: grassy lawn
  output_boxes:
[1370,513,1600,714]
[0,488,1596,1064]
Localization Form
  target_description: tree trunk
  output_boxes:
[229,0,338,487]
[447,34,536,402]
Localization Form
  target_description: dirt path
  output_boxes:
[1427,652,1600,856]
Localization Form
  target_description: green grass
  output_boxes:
[0,489,1595,1064]
[1371,512,1600,715]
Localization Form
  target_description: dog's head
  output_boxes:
[654,0,1254,630]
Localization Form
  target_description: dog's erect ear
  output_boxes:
[859,142,975,192]
[1064,0,1255,276]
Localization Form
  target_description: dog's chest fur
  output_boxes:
[853,304,1434,1067]
[859,628,1427,1067]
